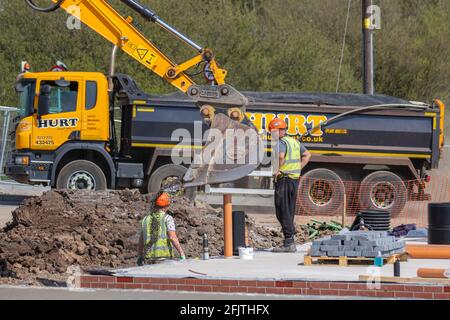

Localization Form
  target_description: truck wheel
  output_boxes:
[56,160,107,190]
[298,169,346,215]
[147,164,195,200]
[358,171,407,216]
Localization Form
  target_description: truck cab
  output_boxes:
[6,71,113,188]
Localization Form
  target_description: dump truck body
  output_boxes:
[123,91,440,171]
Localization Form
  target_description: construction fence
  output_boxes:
[0,107,17,179]
[294,175,450,229]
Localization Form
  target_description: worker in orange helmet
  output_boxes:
[137,192,186,265]
[269,118,311,253]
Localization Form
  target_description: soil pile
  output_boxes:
[0,189,309,283]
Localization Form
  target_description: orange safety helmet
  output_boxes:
[155,192,170,207]
[268,118,288,132]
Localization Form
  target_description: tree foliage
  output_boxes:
[0,0,449,111]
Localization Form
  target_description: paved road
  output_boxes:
[0,286,358,300]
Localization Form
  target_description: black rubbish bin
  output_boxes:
[428,203,450,245]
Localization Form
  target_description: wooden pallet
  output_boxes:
[303,253,408,267]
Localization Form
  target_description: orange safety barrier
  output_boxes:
[406,244,450,259]
[292,174,450,229]
[417,268,448,279]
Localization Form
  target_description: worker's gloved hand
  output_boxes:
[179,255,186,262]
[137,256,144,266]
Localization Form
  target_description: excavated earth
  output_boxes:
[0,189,311,286]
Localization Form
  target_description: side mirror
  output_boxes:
[38,85,52,116]
[14,82,25,93]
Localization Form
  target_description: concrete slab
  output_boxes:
[0,181,49,197]
[111,241,450,283]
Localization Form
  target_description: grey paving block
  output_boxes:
[345,251,362,257]
[328,251,346,257]
[355,247,372,253]
[339,245,354,251]
[311,250,323,257]
[357,232,378,237]
[322,240,342,246]
[343,240,358,246]
[360,238,391,246]
[390,242,399,250]
[351,235,372,241]
[331,235,351,241]
[312,240,323,246]
[371,231,389,238]
[321,245,339,252]
[359,240,380,247]
[374,245,392,252]
[349,231,390,240]
[362,250,378,258]
[384,236,396,243]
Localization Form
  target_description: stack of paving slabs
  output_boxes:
[310,231,406,258]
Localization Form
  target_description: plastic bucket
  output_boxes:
[238,247,254,260]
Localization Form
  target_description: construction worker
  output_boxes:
[269,118,312,253]
[137,192,186,265]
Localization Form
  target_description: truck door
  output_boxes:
[32,78,82,150]
[81,79,109,141]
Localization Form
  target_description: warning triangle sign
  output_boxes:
[136,48,148,60]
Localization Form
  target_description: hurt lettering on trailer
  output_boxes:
[246,112,328,137]
[37,118,79,129]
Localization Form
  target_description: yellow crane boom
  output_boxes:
[26,0,248,114]
[59,0,226,92]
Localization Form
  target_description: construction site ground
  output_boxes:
[0,198,449,299]
[1,197,449,299]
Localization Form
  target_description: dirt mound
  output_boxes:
[0,189,309,284]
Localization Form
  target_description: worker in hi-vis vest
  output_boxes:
[269,118,312,253]
[137,192,186,265]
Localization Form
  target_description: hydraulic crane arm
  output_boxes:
[25,0,263,188]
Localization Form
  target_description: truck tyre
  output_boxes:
[298,169,346,215]
[147,164,195,200]
[358,171,407,216]
[56,160,107,190]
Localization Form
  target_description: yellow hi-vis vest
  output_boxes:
[280,136,302,179]
[142,210,173,259]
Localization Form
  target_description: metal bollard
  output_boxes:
[202,233,209,260]
[394,258,401,277]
